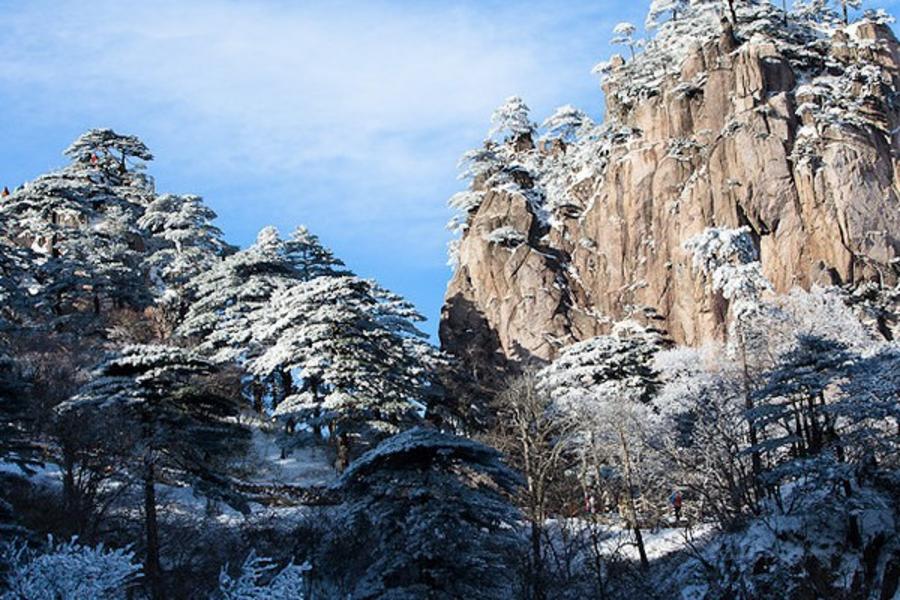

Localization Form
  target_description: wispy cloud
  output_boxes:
[0,0,645,331]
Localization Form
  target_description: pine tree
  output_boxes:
[612,22,641,60]
[0,130,157,324]
[283,225,349,281]
[646,0,689,29]
[177,226,297,364]
[249,276,438,464]
[57,345,248,600]
[488,96,536,147]
[64,128,153,178]
[540,105,594,143]
[323,428,522,599]
[749,335,853,473]
[139,193,232,294]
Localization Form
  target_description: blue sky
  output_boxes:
[4,0,890,337]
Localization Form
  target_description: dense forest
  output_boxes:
[2,0,900,599]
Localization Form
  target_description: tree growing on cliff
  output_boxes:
[612,22,641,59]
[58,345,248,600]
[646,0,688,28]
[540,105,594,143]
[64,128,153,176]
[489,96,536,146]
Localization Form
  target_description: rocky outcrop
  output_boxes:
[441,16,900,394]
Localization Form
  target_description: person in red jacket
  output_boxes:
[670,490,683,521]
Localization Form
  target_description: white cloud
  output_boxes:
[0,0,632,330]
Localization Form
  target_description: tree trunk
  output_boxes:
[618,429,649,570]
[143,454,163,600]
[251,379,264,414]
[530,519,545,599]
[62,447,78,533]
[335,431,351,472]
[726,0,738,25]
[842,0,849,25]
[281,369,293,400]
[738,327,763,505]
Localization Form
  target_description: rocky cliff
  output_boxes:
[441,4,900,395]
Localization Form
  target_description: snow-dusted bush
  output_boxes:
[484,225,527,247]
[1,537,140,600]
[216,551,308,600]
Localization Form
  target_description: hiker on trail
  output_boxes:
[1,186,9,198]
[670,490,683,521]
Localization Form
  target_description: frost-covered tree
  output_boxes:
[489,373,576,599]
[0,130,156,324]
[539,322,667,569]
[646,0,688,28]
[612,22,641,59]
[654,345,762,526]
[488,96,536,145]
[64,128,153,176]
[283,225,349,282]
[748,335,853,485]
[216,551,308,600]
[540,105,594,143]
[319,428,522,599]
[178,226,297,364]
[139,194,232,294]
[1,536,140,600]
[250,275,438,464]
[58,345,248,600]
[685,226,772,484]
[836,342,900,458]
[791,0,863,26]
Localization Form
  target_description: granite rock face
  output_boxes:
[441,18,900,396]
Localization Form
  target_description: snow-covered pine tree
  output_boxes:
[612,22,641,59]
[249,275,438,465]
[489,95,536,148]
[139,194,232,295]
[63,128,153,178]
[323,428,522,599]
[750,335,852,457]
[283,225,350,281]
[57,345,248,600]
[540,105,594,143]
[837,342,900,458]
[177,226,297,365]
[0,130,157,325]
[646,0,688,28]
